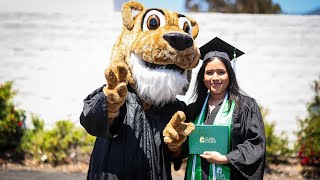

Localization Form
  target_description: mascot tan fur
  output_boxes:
[104,1,199,149]
[80,1,200,179]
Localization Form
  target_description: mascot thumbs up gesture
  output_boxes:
[80,1,200,179]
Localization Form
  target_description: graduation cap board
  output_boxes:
[199,37,245,61]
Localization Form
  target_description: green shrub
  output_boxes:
[0,81,26,150]
[19,115,44,154]
[20,116,96,165]
[0,80,95,165]
[296,78,320,166]
[261,107,291,164]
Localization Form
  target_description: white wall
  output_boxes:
[0,11,319,143]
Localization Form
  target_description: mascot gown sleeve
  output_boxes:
[80,85,187,180]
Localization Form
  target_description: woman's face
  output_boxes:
[203,58,229,95]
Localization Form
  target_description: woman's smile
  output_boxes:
[203,58,229,95]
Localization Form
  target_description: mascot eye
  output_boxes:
[183,22,190,34]
[178,17,192,35]
[147,15,160,30]
[142,10,166,31]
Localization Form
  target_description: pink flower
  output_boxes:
[298,151,302,158]
[310,150,315,155]
[301,157,309,166]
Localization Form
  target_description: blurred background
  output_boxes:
[0,0,320,178]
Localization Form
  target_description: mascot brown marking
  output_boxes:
[80,1,200,179]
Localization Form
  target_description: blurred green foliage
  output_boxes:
[295,78,320,166]
[0,80,95,165]
[186,0,282,13]
[0,81,26,150]
[19,116,96,165]
[261,107,291,164]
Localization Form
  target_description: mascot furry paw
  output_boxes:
[103,62,129,120]
[80,1,199,179]
[163,111,195,154]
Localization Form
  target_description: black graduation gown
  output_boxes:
[186,95,266,180]
[80,85,186,180]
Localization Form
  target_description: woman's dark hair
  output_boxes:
[190,57,244,112]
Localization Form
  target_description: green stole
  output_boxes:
[186,92,235,180]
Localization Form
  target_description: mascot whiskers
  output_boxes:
[80,1,200,179]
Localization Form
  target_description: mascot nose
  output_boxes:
[163,33,194,51]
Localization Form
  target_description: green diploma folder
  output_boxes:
[189,125,229,155]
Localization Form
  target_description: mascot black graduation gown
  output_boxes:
[80,1,200,180]
[80,86,186,179]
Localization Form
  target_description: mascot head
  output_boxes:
[109,1,200,106]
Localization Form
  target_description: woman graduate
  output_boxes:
[185,37,266,180]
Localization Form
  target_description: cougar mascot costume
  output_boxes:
[80,1,200,179]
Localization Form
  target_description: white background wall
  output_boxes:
[0,8,319,144]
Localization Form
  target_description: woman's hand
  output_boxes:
[199,151,229,164]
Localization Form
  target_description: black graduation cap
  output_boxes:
[200,37,245,61]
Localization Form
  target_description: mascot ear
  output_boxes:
[189,17,199,39]
[122,1,144,30]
